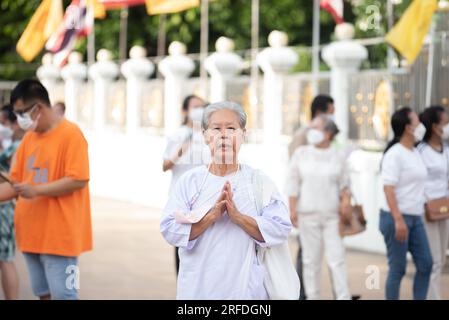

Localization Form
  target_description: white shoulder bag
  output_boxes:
[249,169,301,300]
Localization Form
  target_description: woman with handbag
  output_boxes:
[286,115,352,300]
[380,107,433,300]
[160,101,298,299]
[418,106,449,300]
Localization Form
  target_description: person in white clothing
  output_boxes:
[418,105,449,300]
[380,107,433,300]
[286,115,352,300]
[162,95,210,275]
[160,101,292,299]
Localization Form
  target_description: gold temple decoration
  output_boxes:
[373,80,392,140]
[300,83,313,124]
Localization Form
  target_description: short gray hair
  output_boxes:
[201,101,247,130]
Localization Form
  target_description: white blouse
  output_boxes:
[418,142,449,201]
[285,145,350,214]
[381,143,428,215]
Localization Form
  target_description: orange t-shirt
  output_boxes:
[10,119,92,257]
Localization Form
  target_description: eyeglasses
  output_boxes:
[14,102,38,117]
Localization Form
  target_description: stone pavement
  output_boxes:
[2,197,448,300]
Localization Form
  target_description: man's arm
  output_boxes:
[14,177,88,199]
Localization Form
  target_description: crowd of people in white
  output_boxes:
[160,94,449,301]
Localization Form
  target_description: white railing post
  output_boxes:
[88,49,119,131]
[205,37,243,102]
[121,46,155,134]
[159,41,195,137]
[37,53,61,103]
[61,52,87,121]
[257,31,298,144]
[322,23,368,142]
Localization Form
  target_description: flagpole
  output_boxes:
[425,19,436,107]
[88,18,95,66]
[387,0,395,71]
[200,0,209,95]
[312,0,320,96]
[119,7,129,63]
[157,14,167,57]
[250,0,259,129]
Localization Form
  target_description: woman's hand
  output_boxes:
[339,203,352,223]
[208,184,228,223]
[289,196,298,228]
[223,181,242,223]
[189,187,227,241]
[394,217,408,242]
[339,190,352,223]
[383,185,408,242]
[290,211,298,228]
[222,181,264,242]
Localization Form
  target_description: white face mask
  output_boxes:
[0,124,13,140]
[442,123,449,140]
[307,128,325,145]
[413,123,426,142]
[17,107,39,131]
[324,114,335,122]
[188,108,204,123]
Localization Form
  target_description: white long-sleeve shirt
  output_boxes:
[285,145,350,214]
[160,164,292,300]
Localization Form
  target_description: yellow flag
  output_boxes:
[87,0,106,19]
[16,0,63,62]
[146,0,200,15]
[385,0,437,65]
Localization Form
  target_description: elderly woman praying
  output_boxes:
[160,101,292,300]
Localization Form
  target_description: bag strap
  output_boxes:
[251,170,264,216]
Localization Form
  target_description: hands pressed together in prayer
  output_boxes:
[208,181,242,224]
[190,180,264,242]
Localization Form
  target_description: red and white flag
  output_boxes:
[45,0,94,67]
[320,0,344,24]
[100,0,145,9]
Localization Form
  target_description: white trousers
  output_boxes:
[298,212,351,300]
[424,219,449,300]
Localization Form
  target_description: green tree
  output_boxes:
[0,0,413,80]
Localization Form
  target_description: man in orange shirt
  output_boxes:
[0,79,92,300]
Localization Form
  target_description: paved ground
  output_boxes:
[1,197,448,300]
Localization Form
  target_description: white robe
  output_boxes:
[160,164,292,300]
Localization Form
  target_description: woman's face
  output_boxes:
[0,112,13,132]
[203,109,245,164]
[187,97,205,112]
[406,111,420,137]
[433,111,449,139]
[311,118,333,145]
[185,97,205,127]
